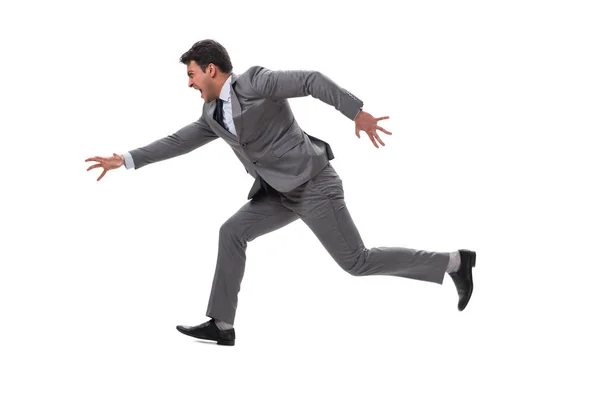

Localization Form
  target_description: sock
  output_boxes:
[215,319,234,330]
[446,251,461,273]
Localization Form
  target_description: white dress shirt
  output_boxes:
[122,74,236,170]
[218,74,237,136]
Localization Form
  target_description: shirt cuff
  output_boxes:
[123,152,135,169]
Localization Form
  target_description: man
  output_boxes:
[85,39,476,346]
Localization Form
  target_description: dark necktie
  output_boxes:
[214,98,227,131]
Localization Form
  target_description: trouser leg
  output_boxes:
[205,188,299,325]
[280,163,450,284]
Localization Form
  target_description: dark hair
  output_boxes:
[179,39,233,73]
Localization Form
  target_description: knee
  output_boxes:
[345,266,366,277]
[219,221,244,243]
[339,249,368,276]
[345,268,361,277]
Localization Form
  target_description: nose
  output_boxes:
[188,80,193,88]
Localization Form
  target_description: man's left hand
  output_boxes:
[354,110,392,148]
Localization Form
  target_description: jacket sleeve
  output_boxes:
[127,115,219,169]
[246,65,364,121]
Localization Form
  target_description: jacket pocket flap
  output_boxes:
[273,135,305,158]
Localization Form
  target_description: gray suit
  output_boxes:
[125,66,451,324]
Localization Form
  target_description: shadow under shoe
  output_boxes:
[176,318,235,346]
[449,249,477,311]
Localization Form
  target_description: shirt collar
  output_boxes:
[219,74,233,102]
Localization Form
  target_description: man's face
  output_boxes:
[187,60,217,102]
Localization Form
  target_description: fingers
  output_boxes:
[354,123,389,148]
[366,130,385,148]
[374,116,392,135]
[97,169,107,181]
[371,131,385,147]
[85,156,108,162]
[368,132,379,148]
[88,162,105,170]
[369,135,378,148]
[377,125,392,135]
[373,131,385,147]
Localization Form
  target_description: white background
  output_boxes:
[1,0,599,398]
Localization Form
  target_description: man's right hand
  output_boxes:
[85,153,125,181]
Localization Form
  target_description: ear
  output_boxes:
[210,63,221,77]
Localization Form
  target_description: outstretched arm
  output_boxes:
[246,66,363,121]
[127,115,219,169]
[85,115,218,181]
[247,66,392,148]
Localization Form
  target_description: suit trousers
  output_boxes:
[205,162,451,324]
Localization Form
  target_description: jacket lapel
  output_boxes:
[206,73,243,140]
[230,75,243,137]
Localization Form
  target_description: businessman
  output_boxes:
[85,39,476,346]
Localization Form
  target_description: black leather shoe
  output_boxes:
[449,249,477,311]
[176,318,235,346]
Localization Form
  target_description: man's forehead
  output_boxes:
[187,61,200,74]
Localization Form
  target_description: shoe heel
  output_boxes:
[217,339,235,346]
[459,249,476,267]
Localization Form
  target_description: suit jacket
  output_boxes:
[127,65,364,199]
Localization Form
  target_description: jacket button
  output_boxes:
[252,161,257,165]
[242,142,247,147]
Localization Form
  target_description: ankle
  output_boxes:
[446,251,461,273]
[215,319,234,330]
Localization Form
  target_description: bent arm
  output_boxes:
[125,116,218,170]
[246,66,364,121]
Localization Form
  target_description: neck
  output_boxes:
[214,72,233,95]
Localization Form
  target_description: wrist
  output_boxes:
[354,108,363,121]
